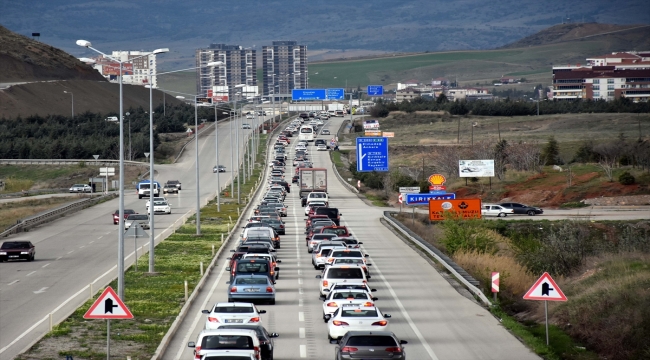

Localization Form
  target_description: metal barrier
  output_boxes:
[0,194,117,238]
[330,119,359,194]
[381,211,492,306]
[0,159,148,167]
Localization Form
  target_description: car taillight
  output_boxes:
[207,317,219,322]
[326,302,338,307]
[194,345,202,359]
[266,287,273,293]
[230,287,237,293]
[327,258,334,263]
[316,254,321,258]
[372,320,388,326]
[385,347,402,353]
[254,347,261,360]
[332,320,349,326]
[280,225,284,228]
[341,346,358,352]
[363,302,374,307]
[323,280,328,287]
[249,317,260,323]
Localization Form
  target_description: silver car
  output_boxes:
[124,214,150,230]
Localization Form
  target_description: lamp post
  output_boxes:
[63,91,74,118]
[76,39,167,300]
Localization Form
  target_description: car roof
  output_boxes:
[214,302,255,307]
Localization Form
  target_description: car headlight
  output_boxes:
[0,252,6,255]
[21,252,30,254]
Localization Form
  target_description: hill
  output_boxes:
[500,23,650,48]
[0,25,104,83]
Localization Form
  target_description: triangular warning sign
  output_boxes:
[523,272,567,302]
[84,286,134,319]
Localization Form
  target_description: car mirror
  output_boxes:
[226,267,231,271]
[329,339,338,344]
[201,310,210,314]
[400,340,408,344]
[358,242,363,244]
[259,310,267,314]
[188,341,196,348]
[319,295,326,300]
[270,333,279,338]
[324,314,332,321]
[230,250,235,252]
[315,275,322,279]
[275,267,280,271]
[367,275,372,279]
[384,314,392,318]
[225,281,230,284]
[364,254,369,257]
[371,289,377,292]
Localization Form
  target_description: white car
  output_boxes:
[147,200,171,214]
[304,201,326,215]
[145,197,168,210]
[321,289,377,320]
[202,303,266,329]
[326,304,391,340]
[187,328,260,360]
[316,264,368,295]
[326,281,377,295]
[242,123,252,129]
[481,204,514,217]
[246,114,253,119]
[317,144,327,151]
[69,184,92,193]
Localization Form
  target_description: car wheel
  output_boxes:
[527,210,536,216]
[28,254,34,262]
[503,214,508,217]
[269,299,276,305]
[497,213,502,217]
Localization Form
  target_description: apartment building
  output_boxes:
[262,41,308,98]
[195,44,257,101]
[91,51,160,88]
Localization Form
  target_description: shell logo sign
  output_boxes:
[428,174,446,186]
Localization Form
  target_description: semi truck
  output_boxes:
[298,168,327,198]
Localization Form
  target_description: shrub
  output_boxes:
[440,216,497,255]
[618,171,635,185]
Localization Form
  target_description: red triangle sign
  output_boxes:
[83,286,134,319]
[523,272,567,302]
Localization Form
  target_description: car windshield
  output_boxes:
[201,335,254,350]
[323,228,347,235]
[213,306,254,313]
[311,193,327,198]
[333,292,368,300]
[313,234,336,240]
[1,242,30,249]
[346,335,398,347]
[235,277,269,285]
[332,251,362,258]
[335,258,364,265]
[341,309,378,317]
[154,201,167,205]
[327,268,364,279]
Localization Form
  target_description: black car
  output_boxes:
[0,241,35,262]
[332,331,407,360]
[499,202,543,216]
[292,175,299,184]
[270,180,290,193]
[261,218,286,235]
[216,325,278,360]
[315,139,326,146]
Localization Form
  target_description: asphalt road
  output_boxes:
[0,114,264,360]
[161,116,540,360]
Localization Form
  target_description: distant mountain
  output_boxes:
[0,25,104,82]
[1,0,648,68]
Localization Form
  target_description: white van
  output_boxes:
[187,328,261,360]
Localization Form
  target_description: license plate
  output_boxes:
[9,255,18,258]
[244,288,260,292]
[225,319,244,323]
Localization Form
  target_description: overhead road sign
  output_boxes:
[292,89,326,101]
[367,85,384,96]
[404,193,455,205]
[356,137,389,172]
[523,272,567,301]
[84,286,134,319]
[459,159,495,177]
[326,88,345,100]
[428,198,481,220]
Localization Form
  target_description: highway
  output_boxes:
[0,113,264,360]
[161,116,540,360]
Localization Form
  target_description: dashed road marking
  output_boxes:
[300,344,307,358]
[8,280,19,286]
[299,327,305,338]
[42,263,50,268]
[26,271,36,277]
[298,311,304,321]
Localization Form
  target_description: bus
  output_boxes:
[299,125,315,142]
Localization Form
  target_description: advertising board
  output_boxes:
[459,160,495,177]
[428,199,482,220]
[102,63,133,76]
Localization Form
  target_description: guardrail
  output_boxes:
[0,159,148,166]
[0,188,70,199]
[381,211,492,306]
[0,193,118,238]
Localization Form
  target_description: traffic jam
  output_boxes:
[188,114,408,359]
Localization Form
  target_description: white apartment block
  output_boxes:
[91,51,160,88]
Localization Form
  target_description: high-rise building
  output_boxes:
[262,41,308,98]
[90,51,161,88]
[195,44,257,102]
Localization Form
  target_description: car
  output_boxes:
[307,233,338,253]
[321,289,378,320]
[188,328,261,360]
[315,139,326,146]
[148,200,171,214]
[242,123,252,129]
[0,241,35,262]
[227,258,278,284]
[291,175,299,184]
[246,114,253,119]
[124,214,150,230]
[333,331,407,360]
[325,281,377,297]
[326,304,391,340]
[481,204,514,217]
[499,202,544,216]
[113,209,136,225]
[165,180,182,190]
[213,165,227,173]
[215,325,279,360]
[145,196,168,210]
[304,201,327,216]
[312,244,347,270]
[321,129,331,135]
[325,249,370,267]
[319,225,351,238]
[69,184,92,193]
[317,144,327,151]
[316,264,369,295]
[202,302,267,329]
[163,181,178,194]
[227,274,276,304]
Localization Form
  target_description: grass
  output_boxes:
[0,197,78,230]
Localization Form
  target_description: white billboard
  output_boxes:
[459,160,495,177]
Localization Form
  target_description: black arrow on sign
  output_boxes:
[104,298,118,313]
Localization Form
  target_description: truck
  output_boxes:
[298,168,327,198]
[136,180,161,199]
[327,103,345,114]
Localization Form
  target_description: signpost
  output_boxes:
[84,286,134,360]
[326,88,345,100]
[292,89,327,101]
[427,174,447,194]
[523,272,567,345]
[356,137,389,172]
[428,198,482,220]
[100,167,115,194]
[364,130,382,136]
[404,193,455,205]
[367,85,384,96]
[492,272,500,301]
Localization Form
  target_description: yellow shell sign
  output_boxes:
[428,174,446,186]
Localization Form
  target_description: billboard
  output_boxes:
[428,199,482,221]
[101,63,133,76]
[459,159,495,177]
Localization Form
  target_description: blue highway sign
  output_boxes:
[367,85,384,96]
[405,193,456,205]
[326,88,345,100]
[292,89,326,101]
[356,137,389,172]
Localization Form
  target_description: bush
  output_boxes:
[440,217,497,255]
[618,171,635,185]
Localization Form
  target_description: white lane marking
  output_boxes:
[298,269,302,275]
[56,257,62,261]
[79,245,85,249]
[33,287,48,294]
[299,327,305,338]
[298,278,303,285]
[299,299,303,307]
[98,236,103,239]
[42,263,50,268]
[298,312,304,322]
[67,250,74,254]
[88,241,94,244]
[300,345,307,358]
[26,271,36,277]
[299,288,304,295]
[8,280,19,286]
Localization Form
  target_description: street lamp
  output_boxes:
[63,91,74,118]
[76,39,167,300]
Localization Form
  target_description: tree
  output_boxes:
[593,141,624,181]
[541,136,560,165]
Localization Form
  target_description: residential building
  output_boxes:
[262,41,308,98]
[195,43,257,102]
[431,78,450,86]
[446,88,490,101]
[91,51,160,88]
[396,87,421,102]
[397,79,419,90]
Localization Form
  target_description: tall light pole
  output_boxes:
[63,91,74,118]
[76,39,166,300]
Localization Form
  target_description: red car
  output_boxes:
[113,209,136,225]
[319,225,351,238]
[305,214,329,229]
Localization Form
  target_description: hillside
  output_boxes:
[501,23,650,49]
[0,25,104,83]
